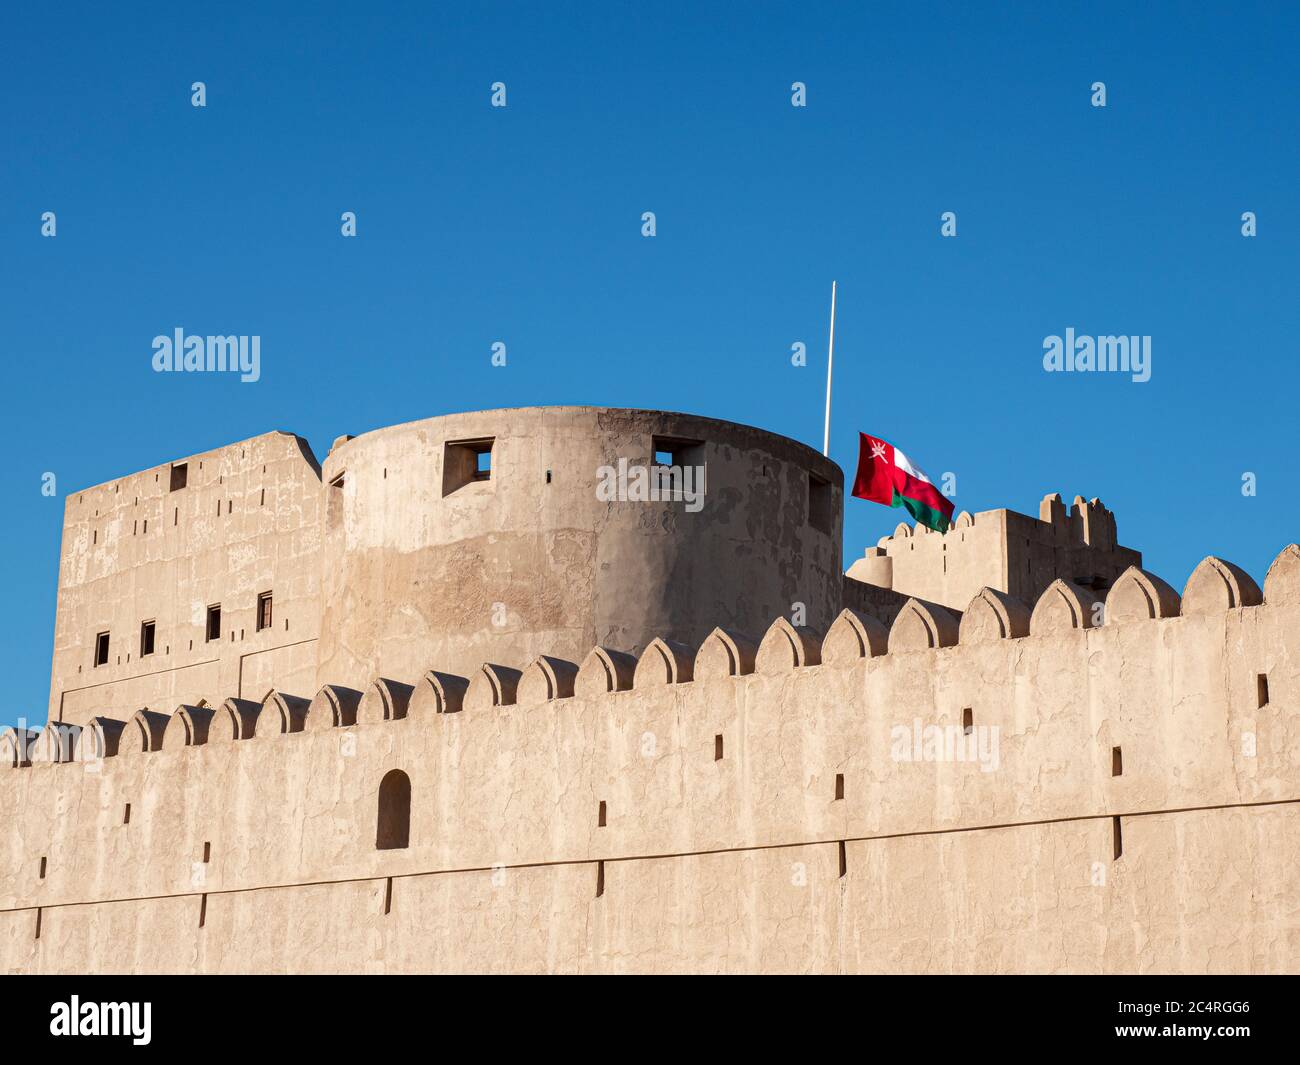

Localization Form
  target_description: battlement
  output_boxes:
[11,545,1296,773]
[1,543,1295,972]
[845,492,1142,617]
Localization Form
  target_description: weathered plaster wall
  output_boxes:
[847,493,1141,613]
[0,806,1291,974]
[47,431,323,727]
[4,547,1297,973]
[317,407,844,686]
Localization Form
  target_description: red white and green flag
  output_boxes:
[851,432,955,533]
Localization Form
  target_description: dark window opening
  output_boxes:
[651,436,705,471]
[808,472,833,535]
[1112,816,1123,860]
[376,770,411,850]
[199,894,207,928]
[169,463,188,491]
[39,857,47,879]
[257,591,273,632]
[598,800,607,827]
[442,439,495,495]
[962,708,973,735]
[714,734,724,761]
[838,840,847,878]
[203,841,211,864]
[94,631,110,667]
[650,436,706,503]
[1257,674,1269,708]
[206,605,221,643]
[835,773,845,800]
[384,876,393,915]
[123,803,131,825]
[140,620,156,657]
[595,860,605,898]
[1111,746,1123,777]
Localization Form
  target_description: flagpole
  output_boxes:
[822,280,837,456]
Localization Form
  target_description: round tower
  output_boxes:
[317,406,843,687]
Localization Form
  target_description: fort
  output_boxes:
[0,405,1295,973]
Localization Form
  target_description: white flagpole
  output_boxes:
[822,280,837,457]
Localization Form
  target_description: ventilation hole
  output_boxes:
[1112,816,1123,860]
[545,469,552,484]
[595,860,605,898]
[597,800,607,827]
[203,841,211,864]
[199,893,207,928]
[714,734,723,761]
[1257,674,1269,708]
[962,708,973,736]
[34,908,42,940]
[1111,747,1123,777]
[835,773,844,800]
[384,876,393,916]
[123,803,131,825]
[39,857,47,879]
[838,841,847,878]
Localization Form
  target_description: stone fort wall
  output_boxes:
[2,545,1297,973]
[44,408,845,729]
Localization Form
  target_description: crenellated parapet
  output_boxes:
[845,491,1143,620]
[7,545,1295,775]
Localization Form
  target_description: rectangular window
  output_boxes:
[1257,674,1269,708]
[962,707,973,735]
[650,436,706,503]
[94,631,110,667]
[808,472,833,535]
[140,620,156,657]
[257,591,273,631]
[1111,746,1123,777]
[442,439,495,495]
[714,734,724,761]
[169,462,188,491]
[206,605,221,643]
[835,773,845,800]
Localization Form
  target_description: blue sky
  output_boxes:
[2,1,1297,730]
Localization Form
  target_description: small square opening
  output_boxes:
[94,631,110,667]
[443,438,495,495]
[140,620,156,657]
[169,462,188,491]
[206,605,221,643]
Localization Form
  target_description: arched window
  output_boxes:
[376,770,411,850]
